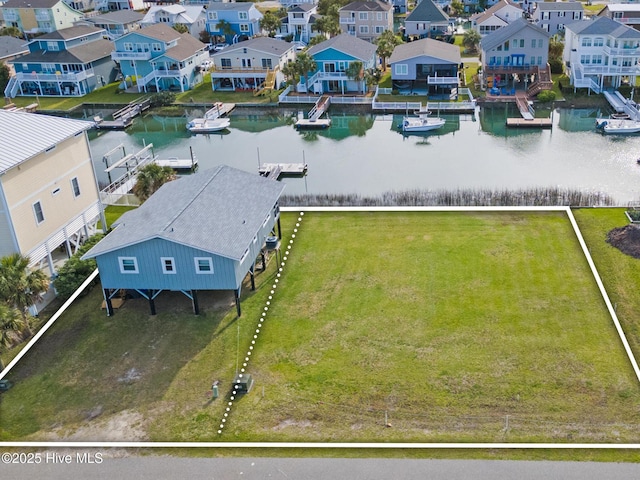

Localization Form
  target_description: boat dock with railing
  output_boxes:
[258,163,308,179]
[94,98,151,130]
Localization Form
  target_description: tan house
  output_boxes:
[1,0,84,37]
[0,110,105,298]
[339,0,393,43]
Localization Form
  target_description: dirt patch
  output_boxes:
[36,410,147,442]
[606,224,640,259]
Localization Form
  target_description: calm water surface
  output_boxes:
[86,105,640,204]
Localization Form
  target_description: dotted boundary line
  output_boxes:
[217,212,305,435]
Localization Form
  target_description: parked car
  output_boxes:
[200,60,213,70]
[213,43,228,52]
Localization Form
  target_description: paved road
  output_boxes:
[2,455,640,480]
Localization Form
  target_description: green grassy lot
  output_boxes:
[2,210,640,456]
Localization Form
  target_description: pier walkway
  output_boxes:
[604,90,640,121]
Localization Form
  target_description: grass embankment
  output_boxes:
[152,211,640,444]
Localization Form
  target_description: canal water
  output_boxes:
[86,104,640,204]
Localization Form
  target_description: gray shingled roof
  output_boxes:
[481,17,549,51]
[10,38,114,64]
[84,10,144,25]
[34,25,105,40]
[2,0,61,8]
[0,36,28,60]
[0,110,93,175]
[134,23,182,42]
[290,4,316,12]
[83,166,286,262]
[566,16,640,39]
[340,0,392,12]
[389,37,460,64]
[212,36,294,57]
[536,1,583,12]
[307,33,377,61]
[405,0,449,23]
[162,32,206,61]
[208,2,254,11]
[470,0,521,24]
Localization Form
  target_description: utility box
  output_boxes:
[0,380,13,392]
[233,374,254,394]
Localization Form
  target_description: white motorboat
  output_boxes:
[186,117,231,133]
[597,118,640,134]
[400,112,446,133]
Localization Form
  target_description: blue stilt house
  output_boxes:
[82,165,285,316]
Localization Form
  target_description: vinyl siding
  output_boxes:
[0,183,19,257]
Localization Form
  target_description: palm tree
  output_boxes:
[462,29,481,54]
[294,52,317,93]
[0,253,49,324]
[375,30,403,71]
[346,60,364,93]
[281,61,301,86]
[0,302,25,350]
[216,20,235,43]
[132,163,177,203]
[260,11,282,37]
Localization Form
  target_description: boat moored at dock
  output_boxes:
[186,117,231,133]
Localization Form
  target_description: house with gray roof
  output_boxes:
[532,1,583,36]
[284,4,322,45]
[597,3,640,31]
[210,36,296,91]
[79,10,144,40]
[563,16,640,93]
[338,0,393,43]
[141,5,207,39]
[82,165,285,317]
[302,33,377,94]
[470,0,523,37]
[404,0,451,39]
[0,35,29,75]
[205,2,263,44]
[0,110,104,311]
[1,0,83,36]
[5,25,116,98]
[389,37,461,96]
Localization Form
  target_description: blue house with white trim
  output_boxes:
[301,33,377,94]
[82,165,285,316]
[205,3,263,44]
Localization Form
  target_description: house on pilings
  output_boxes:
[82,165,285,317]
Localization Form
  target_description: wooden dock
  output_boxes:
[259,163,307,179]
[506,118,552,128]
[296,95,331,129]
[295,118,331,129]
[94,98,151,130]
[155,157,198,171]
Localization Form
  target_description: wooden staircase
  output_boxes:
[526,64,553,97]
[254,68,278,96]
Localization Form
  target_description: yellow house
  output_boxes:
[0,110,105,294]
[1,0,84,36]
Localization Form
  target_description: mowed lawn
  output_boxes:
[214,211,640,443]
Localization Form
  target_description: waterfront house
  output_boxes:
[532,1,583,36]
[0,110,104,310]
[279,0,318,8]
[112,23,209,93]
[0,35,29,75]
[81,165,285,317]
[597,3,640,31]
[209,36,295,91]
[563,16,640,94]
[480,17,551,93]
[404,0,451,40]
[301,33,377,94]
[141,5,207,39]
[5,25,115,98]
[388,37,461,96]
[1,0,83,37]
[338,0,393,43]
[95,0,145,12]
[79,10,144,40]
[470,0,523,37]
[205,3,263,44]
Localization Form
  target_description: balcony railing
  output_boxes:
[3,12,18,21]
[580,64,640,75]
[211,66,271,74]
[111,50,152,61]
[35,12,51,21]
[603,45,640,57]
[484,64,537,73]
[427,75,459,85]
[15,69,93,82]
[153,67,189,77]
[340,18,356,24]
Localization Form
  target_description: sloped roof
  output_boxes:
[307,33,377,61]
[85,10,144,25]
[0,36,28,60]
[83,165,286,262]
[290,4,316,12]
[212,36,294,57]
[389,37,460,64]
[602,4,640,13]
[566,16,640,39]
[481,17,549,51]
[0,110,93,175]
[142,5,205,25]
[2,0,60,8]
[133,23,182,42]
[536,1,583,12]
[34,25,104,41]
[471,0,521,24]
[10,38,114,64]
[161,32,206,61]
[340,0,393,12]
[208,2,255,12]
[406,0,449,24]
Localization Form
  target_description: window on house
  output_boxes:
[221,58,231,68]
[530,56,535,65]
[594,37,603,47]
[359,12,368,20]
[592,55,602,64]
[538,39,543,48]
[262,213,271,228]
[262,58,272,68]
[47,41,59,51]
[240,248,249,263]
[208,11,217,20]
[504,41,509,51]
[377,12,382,21]
[581,54,590,64]
[519,39,524,48]
[375,26,384,34]
[195,257,214,274]
[531,38,536,48]
[71,177,80,197]
[119,257,139,273]
[359,25,369,34]
[33,201,44,224]
[582,37,592,47]
[239,11,248,20]
[152,43,162,52]
[395,63,408,75]
[124,42,133,51]
[161,257,176,274]
[240,24,249,32]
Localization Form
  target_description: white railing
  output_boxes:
[340,18,356,24]
[279,94,322,103]
[111,50,152,61]
[154,67,189,77]
[372,101,422,110]
[603,46,640,56]
[15,70,93,82]
[330,96,372,104]
[4,77,19,98]
[427,75,459,85]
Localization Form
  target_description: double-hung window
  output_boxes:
[161,257,176,274]
[119,257,139,274]
[195,257,214,274]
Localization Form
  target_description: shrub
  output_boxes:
[53,234,104,300]
[149,91,177,108]
[537,90,556,102]
[549,58,564,74]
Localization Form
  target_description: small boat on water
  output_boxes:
[399,110,446,133]
[186,117,231,133]
[596,118,640,134]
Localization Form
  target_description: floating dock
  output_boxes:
[94,98,151,130]
[506,118,552,128]
[155,157,198,171]
[205,102,235,119]
[259,163,307,179]
[294,118,331,129]
[296,95,331,129]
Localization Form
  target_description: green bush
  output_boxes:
[53,234,104,300]
[537,90,556,102]
[548,58,564,74]
[149,91,177,108]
